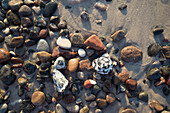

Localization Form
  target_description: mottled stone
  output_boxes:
[77,71,85,80]
[90,101,97,108]
[121,46,142,62]
[80,11,89,21]
[0,48,10,64]
[18,5,32,16]
[118,70,129,82]
[79,59,92,70]
[125,79,137,91]
[70,33,84,47]
[111,30,125,42]
[6,10,20,25]
[106,93,116,104]
[66,104,79,113]
[54,56,66,69]
[56,104,66,113]
[68,58,79,73]
[85,93,96,101]
[84,79,96,89]
[79,106,89,113]
[162,46,170,59]
[31,91,45,106]
[21,17,33,27]
[23,60,37,75]
[62,94,76,104]
[36,39,50,52]
[58,20,67,29]
[96,98,107,109]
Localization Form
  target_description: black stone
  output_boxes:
[23,60,37,75]
[43,2,58,17]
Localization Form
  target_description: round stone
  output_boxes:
[37,51,51,62]
[90,101,97,108]
[125,79,137,91]
[85,93,96,101]
[54,56,66,69]
[138,92,148,102]
[8,0,23,10]
[23,60,37,75]
[147,43,161,57]
[66,104,79,113]
[10,36,24,48]
[121,46,143,62]
[106,93,116,104]
[78,49,86,57]
[96,98,107,109]
[94,2,106,11]
[0,48,10,64]
[39,29,48,38]
[43,1,58,17]
[14,46,27,57]
[18,5,32,16]
[21,17,33,27]
[68,58,79,73]
[77,72,85,80]
[56,36,71,49]
[31,91,45,106]
[70,33,84,47]
[118,71,129,82]
[6,10,20,25]
[79,106,89,113]
[62,94,76,104]
[36,39,50,52]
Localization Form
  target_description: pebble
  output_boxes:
[86,48,95,56]
[150,100,164,112]
[52,46,77,59]
[54,56,66,69]
[6,10,20,25]
[52,69,68,92]
[18,77,27,87]
[84,34,106,51]
[44,1,58,17]
[49,23,58,31]
[0,103,8,113]
[79,59,92,70]
[112,75,121,85]
[106,93,116,104]
[35,16,47,27]
[66,104,79,113]
[50,16,60,24]
[68,58,79,73]
[23,60,37,75]
[93,72,101,80]
[95,109,102,113]
[0,34,4,42]
[90,101,97,108]
[62,94,76,104]
[8,0,23,10]
[152,28,164,35]
[11,57,23,64]
[25,39,36,46]
[80,11,89,21]
[18,5,32,16]
[37,51,51,62]
[0,48,10,64]
[32,6,41,15]
[111,30,125,42]
[0,64,16,85]
[56,104,66,113]
[84,79,96,88]
[79,106,89,113]
[120,108,136,113]
[78,49,86,57]
[21,17,33,27]
[58,20,67,29]
[14,45,27,57]
[121,46,143,62]
[11,36,24,48]
[166,74,170,87]
[138,92,148,102]
[2,0,10,10]
[92,85,101,95]
[160,66,169,76]
[96,98,107,109]
[162,85,170,96]
[85,93,96,101]
[39,29,48,38]
[118,4,127,10]
[77,72,85,80]
[36,39,50,52]
[70,33,85,47]
[126,90,138,98]
[0,21,6,30]
[94,2,106,11]
[147,43,161,57]
[92,53,113,75]
[146,67,160,80]
[2,28,10,35]
[125,79,137,91]
[76,98,82,104]
[118,70,129,82]
[56,36,71,49]
[31,91,45,106]
[162,46,170,59]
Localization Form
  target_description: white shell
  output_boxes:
[52,69,69,92]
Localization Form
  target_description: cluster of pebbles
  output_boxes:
[0,0,169,113]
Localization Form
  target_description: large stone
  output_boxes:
[121,46,143,62]
[14,46,27,57]
[70,33,84,47]
[56,36,71,49]
[43,1,58,17]
[0,48,10,64]
[84,34,106,51]
[118,70,129,82]
[37,51,51,62]
[36,39,50,52]
[31,91,45,106]
[10,36,24,48]
[52,46,77,59]
[18,5,32,16]
[111,30,125,42]
[8,0,23,10]
[68,58,79,73]
[23,60,37,75]
[6,10,20,25]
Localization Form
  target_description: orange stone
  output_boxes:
[11,57,24,64]
[37,51,51,62]
[68,58,79,73]
[118,70,129,82]
[0,48,10,64]
[31,91,45,106]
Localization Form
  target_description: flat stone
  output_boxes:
[44,1,58,17]
[23,60,37,75]
[6,10,20,25]
[84,34,106,51]
[121,46,143,62]
[147,43,161,57]
[70,33,84,47]
[138,92,148,102]
[68,58,79,73]
[106,93,116,104]
[11,57,23,64]
[78,49,86,57]
[10,36,24,48]
[37,51,51,62]
[85,93,96,101]
[31,91,45,106]
[96,98,107,109]
[79,106,89,113]
[118,71,129,82]
[94,2,106,11]
[56,104,66,113]
[0,48,10,64]
[36,39,50,52]
[62,94,75,104]
[111,30,125,42]
[21,17,33,27]
[66,104,79,113]
[52,46,77,59]
[8,0,23,10]
[54,56,66,69]
[0,64,16,85]
[56,36,71,49]
[18,5,32,16]
[125,79,137,91]
[79,59,92,70]
[39,29,48,38]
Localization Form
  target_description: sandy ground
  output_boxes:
[0,0,170,113]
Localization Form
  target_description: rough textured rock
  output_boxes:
[31,91,45,106]
[79,59,92,70]
[96,98,107,109]
[6,10,20,25]
[0,48,10,64]
[121,46,143,62]
[118,70,129,82]
[106,93,116,104]
[70,33,84,47]
[54,56,66,70]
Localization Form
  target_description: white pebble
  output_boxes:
[78,48,86,57]
[56,36,71,49]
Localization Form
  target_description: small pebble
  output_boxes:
[78,49,86,57]
[56,36,71,49]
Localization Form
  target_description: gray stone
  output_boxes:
[8,0,23,10]
[77,72,85,80]
[23,60,37,75]
[36,39,50,52]
[44,1,58,17]
[56,104,66,113]
[0,21,6,30]
[14,46,27,57]
[54,56,66,69]
[21,17,33,27]
[6,10,20,25]
[111,30,125,42]
[18,5,32,16]
[70,33,84,47]
[2,0,10,10]
[85,93,96,101]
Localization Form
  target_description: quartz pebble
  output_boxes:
[56,36,71,49]
[78,49,86,57]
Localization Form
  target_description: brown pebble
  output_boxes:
[39,29,48,38]
[106,93,116,104]
[125,79,137,91]
[31,91,45,106]
[11,57,24,64]
[150,100,164,112]
[79,59,92,70]
[37,51,51,62]
[11,36,24,47]
[12,63,23,68]
[62,94,76,104]
[0,48,10,64]
[68,58,79,73]
[96,98,107,109]
[118,70,129,82]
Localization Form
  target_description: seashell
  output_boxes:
[92,53,113,75]
[52,69,69,92]
[84,79,96,88]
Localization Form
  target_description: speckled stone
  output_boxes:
[18,5,32,16]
